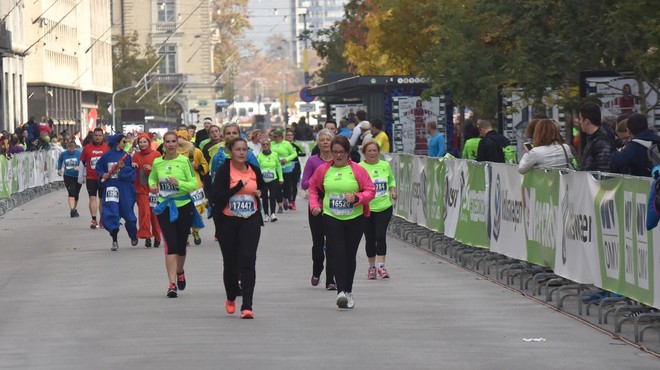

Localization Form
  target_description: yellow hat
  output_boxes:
[176,130,191,141]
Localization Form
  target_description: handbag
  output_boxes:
[560,143,575,170]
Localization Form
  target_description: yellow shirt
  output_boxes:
[374,131,390,153]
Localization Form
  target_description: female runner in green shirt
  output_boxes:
[256,138,283,222]
[359,140,397,279]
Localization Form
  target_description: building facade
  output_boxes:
[292,0,347,68]
[112,0,216,126]
[0,0,27,133]
[24,0,113,135]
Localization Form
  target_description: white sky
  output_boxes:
[243,0,293,52]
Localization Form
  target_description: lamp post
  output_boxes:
[297,7,309,85]
[112,86,136,133]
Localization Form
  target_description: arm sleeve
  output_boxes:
[308,169,322,210]
[518,151,537,174]
[118,156,136,182]
[387,163,396,188]
[276,154,283,182]
[349,127,361,146]
[177,161,201,194]
[301,158,315,190]
[57,153,64,171]
[354,166,376,205]
[195,149,209,176]
[148,161,158,187]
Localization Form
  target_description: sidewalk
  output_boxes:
[0,189,658,369]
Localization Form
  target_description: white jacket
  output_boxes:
[518,142,574,174]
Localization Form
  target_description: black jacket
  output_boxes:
[476,130,510,163]
[581,125,616,172]
[211,160,266,224]
[611,129,660,177]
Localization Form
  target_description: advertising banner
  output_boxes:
[394,154,413,221]
[443,159,467,238]
[0,156,9,198]
[392,97,441,155]
[425,157,445,233]
[452,161,490,248]
[522,169,560,268]
[489,163,526,260]
[555,172,601,285]
[411,156,427,226]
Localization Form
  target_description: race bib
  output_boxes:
[64,158,78,171]
[158,179,179,197]
[229,194,256,218]
[190,188,206,206]
[373,177,388,197]
[262,169,276,182]
[105,186,119,202]
[329,193,354,216]
[90,156,100,169]
[149,193,159,208]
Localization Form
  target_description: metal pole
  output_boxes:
[112,85,136,133]
[303,13,310,125]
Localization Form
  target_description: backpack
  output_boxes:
[632,139,660,172]
[502,145,518,164]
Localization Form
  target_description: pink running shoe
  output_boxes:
[367,266,377,280]
[377,265,390,279]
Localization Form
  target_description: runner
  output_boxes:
[132,132,162,248]
[308,135,375,309]
[256,138,283,222]
[301,128,335,289]
[95,134,138,251]
[176,130,208,245]
[57,139,82,217]
[79,128,110,229]
[286,130,306,210]
[211,137,266,319]
[359,140,397,279]
[270,129,297,213]
[149,131,204,298]
[209,123,259,182]
[200,125,223,164]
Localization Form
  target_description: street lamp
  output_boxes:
[297,7,309,85]
[112,86,136,133]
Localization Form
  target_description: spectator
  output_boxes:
[518,119,575,174]
[247,129,263,156]
[615,119,631,149]
[462,125,481,160]
[611,113,660,177]
[349,110,368,146]
[579,102,615,172]
[24,116,39,143]
[294,116,314,141]
[475,119,510,163]
[370,118,390,153]
[337,119,352,138]
[0,135,9,157]
[8,134,25,155]
[39,116,52,136]
[426,121,446,157]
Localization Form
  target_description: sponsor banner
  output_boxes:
[555,172,601,285]
[0,151,62,200]
[411,156,427,226]
[425,157,445,233]
[595,176,654,306]
[394,154,414,221]
[443,159,467,238]
[453,161,489,248]
[489,163,526,260]
[0,156,9,198]
[522,169,560,268]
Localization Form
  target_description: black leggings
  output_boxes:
[214,212,261,311]
[364,206,393,258]
[309,209,334,285]
[277,172,292,203]
[157,202,195,256]
[323,214,364,293]
[261,181,279,215]
[290,162,301,202]
[63,175,82,201]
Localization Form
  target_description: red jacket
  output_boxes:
[308,160,376,217]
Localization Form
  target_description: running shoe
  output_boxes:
[131,239,138,246]
[167,283,178,298]
[192,231,201,245]
[111,241,118,251]
[377,265,390,279]
[145,238,152,248]
[289,201,296,210]
[264,214,270,222]
[270,213,278,222]
[153,240,161,248]
[346,292,355,309]
[326,283,337,291]
[226,300,236,314]
[90,219,98,229]
[311,276,320,286]
[283,199,289,210]
[367,266,377,280]
[277,205,284,214]
[70,209,75,218]
[72,209,79,217]
[177,271,186,291]
[241,310,254,319]
[336,291,348,308]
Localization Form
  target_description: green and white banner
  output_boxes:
[0,150,62,200]
[394,154,414,221]
[411,156,426,227]
[489,163,526,260]
[453,161,489,248]
[443,159,467,238]
[522,169,560,268]
[425,157,445,233]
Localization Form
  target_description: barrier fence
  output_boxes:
[0,150,62,198]
[386,154,659,310]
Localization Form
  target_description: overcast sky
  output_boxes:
[243,0,293,52]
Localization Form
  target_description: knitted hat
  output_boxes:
[176,130,191,141]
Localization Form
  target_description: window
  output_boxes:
[158,44,177,74]
[158,0,176,22]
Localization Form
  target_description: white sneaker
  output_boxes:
[346,292,355,309]
[336,291,348,308]
[264,214,270,222]
[270,213,278,222]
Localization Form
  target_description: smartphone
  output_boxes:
[524,142,533,150]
